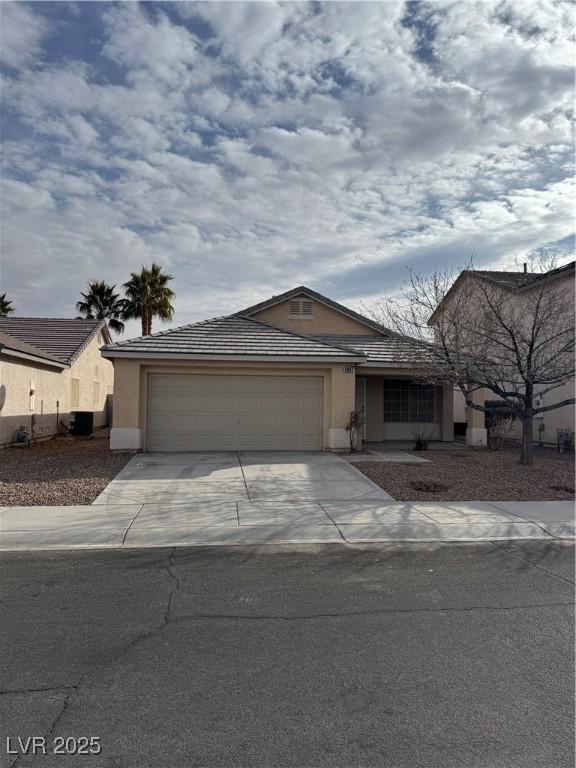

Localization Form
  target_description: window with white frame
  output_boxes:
[383,380,434,422]
[92,381,100,406]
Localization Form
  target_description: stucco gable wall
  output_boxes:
[438,269,575,320]
[69,330,114,427]
[252,295,380,336]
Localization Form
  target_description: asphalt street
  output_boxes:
[0,541,574,768]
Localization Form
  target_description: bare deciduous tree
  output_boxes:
[366,262,575,465]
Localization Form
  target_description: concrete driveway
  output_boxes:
[88,451,393,547]
[1,452,574,550]
[92,451,392,505]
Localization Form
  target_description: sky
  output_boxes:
[0,0,574,338]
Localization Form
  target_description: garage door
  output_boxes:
[146,374,323,451]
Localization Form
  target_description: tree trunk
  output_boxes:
[141,306,149,337]
[519,414,534,465]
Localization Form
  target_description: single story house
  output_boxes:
[0,318,114,447]
[102,287,454,452]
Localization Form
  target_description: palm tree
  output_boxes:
[122,263,175,336]
[76,281,126,334]
[0,293,14,316]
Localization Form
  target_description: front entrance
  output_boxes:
[358,375,451,442]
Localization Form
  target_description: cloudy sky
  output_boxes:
[1,1,573,337]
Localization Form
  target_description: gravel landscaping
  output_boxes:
[353,446,576,501]
[0,432,132,506]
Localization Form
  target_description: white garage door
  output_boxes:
[146,373,323,451]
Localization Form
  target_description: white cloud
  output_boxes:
[0,0,573,331]
[102,4,199,83]
[67,114,99,145]
[190,1,296,64]
[0,2,50,69]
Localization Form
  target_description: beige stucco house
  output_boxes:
[431,261,575,448]
[0,318,113,447]
[102,287,454,452]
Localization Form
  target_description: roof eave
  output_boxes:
[358,360,438,368]
[0,347,69,369]
[101,350,365,364]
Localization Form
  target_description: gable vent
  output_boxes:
[289,299,314,317]
[289,301,301,315]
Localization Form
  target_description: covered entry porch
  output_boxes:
[355,369,454,443]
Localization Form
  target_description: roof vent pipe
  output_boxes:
[523,263,527,273]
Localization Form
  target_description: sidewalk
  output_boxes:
[1,500,574,551]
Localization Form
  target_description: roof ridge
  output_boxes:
[471,271,540,277]
[68,319,108,364]
[240,315,368,356]
[103,316,234,348]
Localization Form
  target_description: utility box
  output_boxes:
[69,411,94,436]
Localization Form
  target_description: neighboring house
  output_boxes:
[102,287,454,452]
[0,318,114,447]
[431,261,575,447]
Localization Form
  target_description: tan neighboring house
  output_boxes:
[431,261,575,447]
[0,318,114,447]
[102,286,454,452]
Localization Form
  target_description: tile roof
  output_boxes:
[0,331,68,367]
[312,335,439,366]
[516,260,575,289]
[231,285,393,335]
[469,270,541,288]
[102,316,366,360]
[470,261,575,290]
[429,261,575,325]
[0,318,106,365]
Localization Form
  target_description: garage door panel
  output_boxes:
[147,374,323,451]
[237,396,260,410]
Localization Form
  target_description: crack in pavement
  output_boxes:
[317,502,348,543]
[0,684,74,697]
[236,452,252,501]
[491,541,576,587]
[164,549,181,625]
[166,600,573,625]
[4,548,571,766]
[121,504,145,545]
[6,549,181,767]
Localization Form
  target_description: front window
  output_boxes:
[383,379,434,422]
